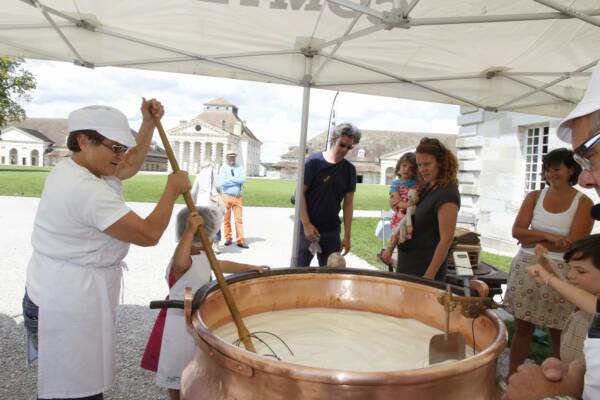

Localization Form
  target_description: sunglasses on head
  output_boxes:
[337,142,354,150]
[573,128,600,172]
[100,141,129,154]
[420,137,441,147]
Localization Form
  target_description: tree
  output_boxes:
[0,56,36,127]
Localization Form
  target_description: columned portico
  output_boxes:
[166,98,262,176]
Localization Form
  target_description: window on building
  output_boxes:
[9,148,17,165]
[22,157,27,165]
[524,126,549,192]
[1,156,4,164]
[221,120,226,130]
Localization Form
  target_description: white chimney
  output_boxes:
[234,121,242,136]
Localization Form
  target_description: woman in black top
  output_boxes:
[395,138,460,281]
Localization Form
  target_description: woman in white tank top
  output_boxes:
[505,148,594,377]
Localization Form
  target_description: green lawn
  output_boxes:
[0,166,513,271]
[0,166,390,209]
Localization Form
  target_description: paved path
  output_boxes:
[0,196,376,399]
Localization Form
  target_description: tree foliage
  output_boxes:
[0,57,36,127]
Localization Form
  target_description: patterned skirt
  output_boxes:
[504,249,574,330]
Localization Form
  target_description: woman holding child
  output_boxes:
[22,100,191,400]
[505,148,593,376]
[395,137,460,282]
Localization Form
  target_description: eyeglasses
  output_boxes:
[100,141,129,154]
[337,142,354,150]
[573,129,600,172]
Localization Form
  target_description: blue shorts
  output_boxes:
[22,290,39,365]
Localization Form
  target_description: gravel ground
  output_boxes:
[0,196,375,399]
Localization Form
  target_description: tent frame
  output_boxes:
[6,0,600,265]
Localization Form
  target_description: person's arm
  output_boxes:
[528,264,598,315]
[116,98,164,181]
[300,183,320,241]
[229,166,246,185]
[220,260,269,273]
[172,212,204,280]
[340,191,354,255]
[423,202,458,280]
[502,360,585,400]
[564,196,594,245]
[104,171,190,246]
[512,191,550,245]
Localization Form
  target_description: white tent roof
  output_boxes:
[2,0,600,117]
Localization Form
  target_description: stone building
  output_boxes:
[167,98,262,176]
[0,117,168,171]
[278,130,456,184]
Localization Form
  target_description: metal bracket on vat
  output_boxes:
[207,349,254,378]
[437,280,499,319]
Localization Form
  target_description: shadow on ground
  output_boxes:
[0,305,167,400]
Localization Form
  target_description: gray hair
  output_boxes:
[176,206,223,246]
[330,123,361,144]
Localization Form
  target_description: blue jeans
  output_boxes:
[296,227,341,267]
[22,291,103,400]
[22,291,38,360]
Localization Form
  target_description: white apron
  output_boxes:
[583,337,600,400]
[28,247,128,398]
[156,254,211,389]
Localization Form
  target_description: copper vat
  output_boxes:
[181,268,507,399]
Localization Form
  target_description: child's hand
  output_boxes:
[534,244,562,278]
[248,265,270,273]
[186,212,204,233]
[526,264,551,285]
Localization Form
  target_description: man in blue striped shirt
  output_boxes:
[219,148,249,248]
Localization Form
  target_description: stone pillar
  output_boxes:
[211,142,217,161]
[188,141,195,173]
[177,141,184,166]
[200,142,206,166]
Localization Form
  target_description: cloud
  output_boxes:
[19,59,460,163]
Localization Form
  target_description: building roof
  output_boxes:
[7,127,54,143]
[2,118,69,146]
[204,97,235,107]
[280,130,456,163]
[195,111,262,144]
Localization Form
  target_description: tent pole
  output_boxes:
[290,58,313,267]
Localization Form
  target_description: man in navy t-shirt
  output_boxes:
[296,123,361,267]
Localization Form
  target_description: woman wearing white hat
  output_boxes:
[22,99,191,400]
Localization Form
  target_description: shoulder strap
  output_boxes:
[533,188,543,208]
[307,160,345,193]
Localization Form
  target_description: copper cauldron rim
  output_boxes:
[191,268,507,386]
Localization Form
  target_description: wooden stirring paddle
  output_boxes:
[155,119,256,353]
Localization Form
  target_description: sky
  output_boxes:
[18,59,460,163]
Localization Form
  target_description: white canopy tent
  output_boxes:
[2,0,600,265]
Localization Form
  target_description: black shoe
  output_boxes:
[224,240,233,246]
[237,242,249,249]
